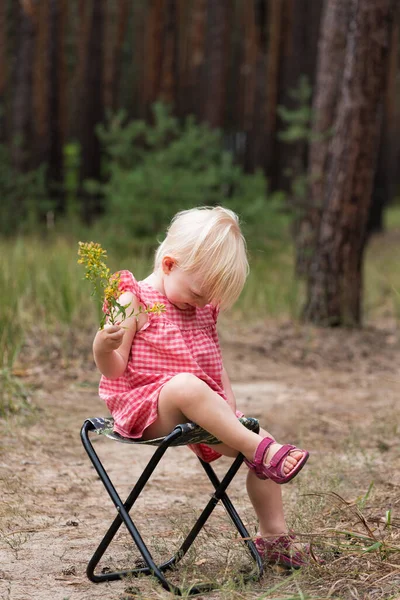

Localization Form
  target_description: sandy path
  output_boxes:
[1,323,399,599]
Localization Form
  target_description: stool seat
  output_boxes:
[81,415,263,595]
[88,414,260,445]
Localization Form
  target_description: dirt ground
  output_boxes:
[1,319,400,600]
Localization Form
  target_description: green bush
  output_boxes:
[0,145,51,235]
[88,103,289,252]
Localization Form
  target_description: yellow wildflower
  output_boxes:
[146,302,166,315]
[78,241,166,329]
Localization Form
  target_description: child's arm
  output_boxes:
[221,366,237,413]
[93,291,138,379]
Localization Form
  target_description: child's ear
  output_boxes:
[161,256,176,274]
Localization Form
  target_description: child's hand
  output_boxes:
[94,324,125,353]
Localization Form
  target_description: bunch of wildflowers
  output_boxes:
[78,242,165,329]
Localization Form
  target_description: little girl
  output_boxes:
[93,206,311,568]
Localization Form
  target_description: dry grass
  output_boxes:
[76,419,400,600]
[2,330,400,599]
[97,493,400,600]
[1,214,400,598]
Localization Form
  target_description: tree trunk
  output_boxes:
[11,0,36,171]
[296,0,350,276]
[186,0,207,119]
[202,0,230,128]
[241,1,257,135]
[368,7,399,234]
[103,0,116,112]
[70,0,92,140]
[132,0,147,118]
[48,0,67,206]
[175,0,190,116]
[271,0,323,191]
[103,0,130,112]
[79,0,105,219]
[244,0,268,171]
[304,0,396,327]
[159,0,177,106]
[32,0,50,169]
[238,0,263,171]
[143,0,164,115]
[113,0,130,112]
[0,0,7,142]
[265,0,284,174]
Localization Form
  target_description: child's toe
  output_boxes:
[289,450,305,463]
[284,451,305,472]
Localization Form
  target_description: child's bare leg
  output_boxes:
[206,445,300,551]
[245,427,305,551]
[246,471,286,537]
[143,373,303,473]
[246,471,306,554]
[209,443,288,537]
[216,429,290,539]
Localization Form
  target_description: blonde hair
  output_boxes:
[155,206,249,309]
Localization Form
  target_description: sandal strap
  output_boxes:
[268,444,297,469]
[244,438,308,483]
[253,437,275,477]
[253,437,275,464]
[256,533,296,552]
[255,533,310,569]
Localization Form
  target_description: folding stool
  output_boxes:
[80,415,264,595]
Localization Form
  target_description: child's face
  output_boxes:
[161,257,209,310]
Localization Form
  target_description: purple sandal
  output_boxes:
[244,437,309,483]
[255,533,310,569]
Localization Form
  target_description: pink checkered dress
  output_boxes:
[99,270,239,462]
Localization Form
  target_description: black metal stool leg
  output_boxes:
[160,454,263,583]
[200,458,263,580]
[81,420,182,593]
[81,420,263,595]
[160,455,244,571]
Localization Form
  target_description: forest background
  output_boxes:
[1,1,400,599]
[1,0,400,331]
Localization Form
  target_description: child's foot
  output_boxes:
[244,437,309,483]
[265,443,304,475]
[255,532,310,569]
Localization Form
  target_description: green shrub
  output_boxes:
[0,145,51,235]
[87,103,289,253]
[0,368,31,417]
[0,242,25,369]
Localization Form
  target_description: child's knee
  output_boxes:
[166,373,206,404]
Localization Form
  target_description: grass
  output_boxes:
[0,228,299,379]
[1,211,400,598]
[0,368,32,417]
[1,204,400,337]
[384,203,400,229]
[83,399,399,600]
[0,222,398,598]
[2,205,400,414]
[101,475,400,600]
[239,246,303,319]
[364,241,400,324]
